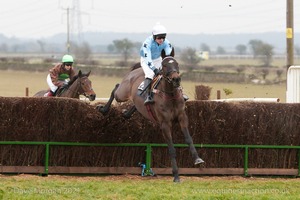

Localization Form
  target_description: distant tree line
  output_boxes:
[106,38,279,68]
[1,37,300,69]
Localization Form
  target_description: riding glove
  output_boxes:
[153,68,160,76]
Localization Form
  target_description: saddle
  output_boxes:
[137,75,162,96]
[44,85,68,97]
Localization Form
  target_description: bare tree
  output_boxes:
[112,38,135,65]
[248,40,263,58]
[71,42,92,63]
[180,47,201,71]
[0,43,8,53]
[37,40,45,53]
[216,46,226,54]
[235,44,247,55]
[200,43,211,52]
[248,40,274,66]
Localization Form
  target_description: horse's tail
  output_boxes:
[131,62,141,71]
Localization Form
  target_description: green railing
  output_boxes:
[0,141,300,176]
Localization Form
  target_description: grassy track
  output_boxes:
[0,174,298,199]
[1,70,287,102]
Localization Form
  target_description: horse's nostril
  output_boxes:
[173,78,180,83]
[89,95,96,101]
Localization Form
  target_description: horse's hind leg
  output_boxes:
[97,83,119,115]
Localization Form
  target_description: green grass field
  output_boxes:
[1,70,287,102]
[0,174,299,200]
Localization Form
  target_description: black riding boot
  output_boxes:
[143,78,154,105]
[144,88,154,105]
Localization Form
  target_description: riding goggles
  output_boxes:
[64,62,73,66]
[156,34,166,40]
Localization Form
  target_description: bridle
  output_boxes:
[77,76,94,98]
[62,76,94,98]
[161,57,181,88]
[153,57,182,99]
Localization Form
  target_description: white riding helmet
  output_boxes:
[152,23,167,36]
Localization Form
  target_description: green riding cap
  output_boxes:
[62,54,74,63]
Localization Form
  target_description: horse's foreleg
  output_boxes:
[123,105,137,119]
[168,142,180,182]
[97,83,119,115]
[161,122,180,182]
[180,114,204,165]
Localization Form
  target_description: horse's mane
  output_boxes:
[67,72,89,86]
[131,62,141,71]
[67,75,78,86]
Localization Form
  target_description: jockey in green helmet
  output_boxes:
[45,54,76,97]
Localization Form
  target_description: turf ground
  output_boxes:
[1,70,287,102]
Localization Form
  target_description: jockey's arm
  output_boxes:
[141,42,156,71]
[49,65,62,86]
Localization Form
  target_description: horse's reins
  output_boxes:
[146,68,182,123]
[153,70,182,100]
[61,76,90,97]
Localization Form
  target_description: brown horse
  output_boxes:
[34,70,96,101]
[98,56,204,182]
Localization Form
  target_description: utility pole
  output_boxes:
[286,0,294,70]
[67,7,70,53]
[61,0,91,52]
[72,0,83,43]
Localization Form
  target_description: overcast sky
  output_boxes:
[0,0,300,38]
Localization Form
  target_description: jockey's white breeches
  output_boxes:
[140,57,162,79]
[47,74,58,92]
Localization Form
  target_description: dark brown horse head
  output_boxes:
[161,57,181,88]
[69,70,96,101]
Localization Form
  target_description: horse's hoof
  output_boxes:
[123,114,131,119]
[121,109,130,119]
[195,158,205,165]
[96,105,108,115]
[173,178,180,183]
[96,105,102,111]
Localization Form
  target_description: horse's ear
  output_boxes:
[170,47,175,57]
[161,47,175,58]
[86,70,91,77]
[78,70,82,77]
[161,49,166,58]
